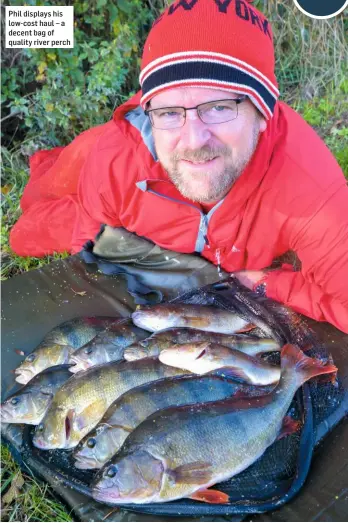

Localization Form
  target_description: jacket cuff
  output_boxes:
[263,265,296,303]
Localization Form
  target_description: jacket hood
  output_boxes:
[113,91,143,121]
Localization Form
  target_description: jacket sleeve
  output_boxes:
[265,185,348,333]
[70,136,129,254]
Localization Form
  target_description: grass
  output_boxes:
[293,80,348,176]
[1,146,69,280]
[1,444,74,522]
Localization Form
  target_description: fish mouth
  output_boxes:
[0,406,16,423]
[68,356,90,373]
[92,485,122,503]
[32,436,52,450]
[74,454,101,469]
[14,368,34,384]
[123,348,147,361]
[0,407,38,425]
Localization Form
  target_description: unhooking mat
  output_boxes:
[2,228,348,522]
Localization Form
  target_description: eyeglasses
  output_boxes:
[145,96,247,130]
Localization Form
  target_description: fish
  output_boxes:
[124,328,280,361]
[92,344,337,505]
[74,375,272,470]
[131,304,254,335]
[1,365,72,425]
[32,358,188,450]
[158,342,281,386]
[68,321,149,373]
[14,317,121,384]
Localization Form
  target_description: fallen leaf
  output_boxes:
[1,185,12,195]
[71,289,87,296]
[102,507,120,520]
[2,472,24,505]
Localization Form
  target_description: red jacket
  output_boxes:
[10,92,348,332]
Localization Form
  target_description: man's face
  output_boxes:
[150,87,267,204]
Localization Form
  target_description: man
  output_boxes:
[10,0,348,332]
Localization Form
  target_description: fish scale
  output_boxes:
[92,345,337,505]
[14,317,122,385]
[74,375,265,470]
[33,358,188,450]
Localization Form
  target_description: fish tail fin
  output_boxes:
[281,344,337,385]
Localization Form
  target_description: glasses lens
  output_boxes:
[151,107,185,129]
[199,100,238,124]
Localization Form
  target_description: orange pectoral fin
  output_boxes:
[170,461,212,485]
[236,323,255,333]
[187,317,211,328]
[189,488,230,504]
[276,416,301,440]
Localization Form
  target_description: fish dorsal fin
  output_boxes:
[196,393,274,415]
[189,488,230,504]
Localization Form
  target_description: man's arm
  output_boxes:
[70,135,131,253]
[236,186,348,333]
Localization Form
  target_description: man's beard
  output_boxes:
[159,124,261,203]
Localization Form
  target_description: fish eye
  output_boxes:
[106,465,117,478]
[37,423,44,433]
[26,354,36,362]
[87,437,96,448]
[84,347,93,354]
[10,397,20,405]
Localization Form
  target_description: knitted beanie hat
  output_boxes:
[139,0,279,119]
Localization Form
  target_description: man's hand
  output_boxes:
[233,270,267,290]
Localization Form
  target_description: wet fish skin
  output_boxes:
[159,342,281,386]
[131,304,253,335]
[68,321,149,373]
[1,365,72,425]
[37,317,121,347]
[92,344,337,505]
[124,328,280,361]
[14,317,121,384]
[32,358,188,450]
[74,375,271,469]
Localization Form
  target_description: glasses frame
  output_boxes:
[145,95,248,129]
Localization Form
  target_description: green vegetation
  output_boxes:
[294,81,348,175]
[1,444,73,522]
[1,0,347,519]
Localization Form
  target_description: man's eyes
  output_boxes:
[207,104,233,112]
[156,110,182,117]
